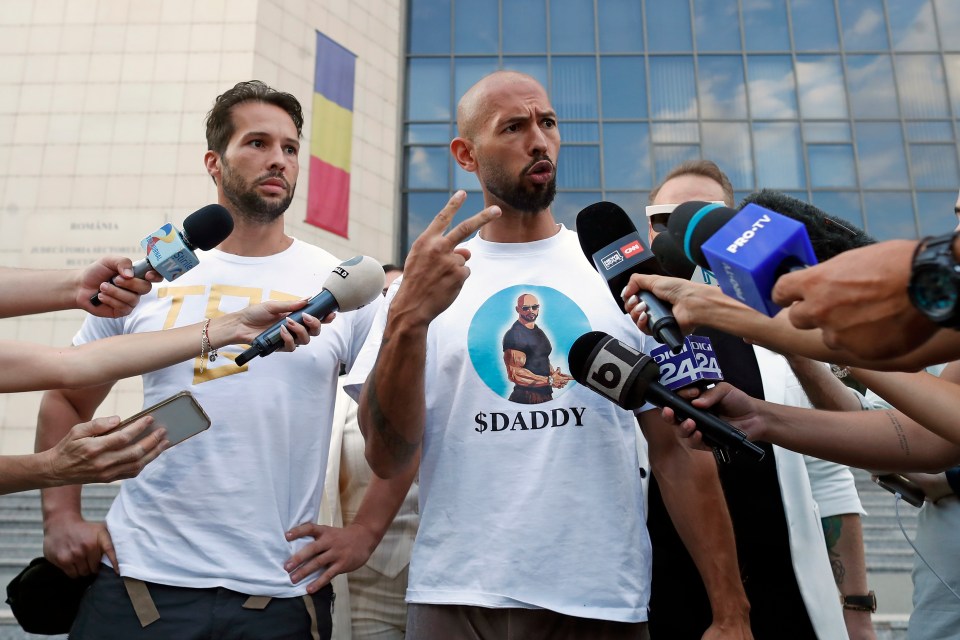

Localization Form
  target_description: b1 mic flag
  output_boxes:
[307,32,356,238]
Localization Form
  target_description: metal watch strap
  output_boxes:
[840,590,877,612]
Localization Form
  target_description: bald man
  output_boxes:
[502,293,571,404]
[347,72,752,640]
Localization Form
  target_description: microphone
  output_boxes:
[234,255,385,367]
[650,231,719,287]
[576,201,685,353]
[568,331,765,462]
[666,201,818,316]
[90,204,234,306]
[649,335,724,391]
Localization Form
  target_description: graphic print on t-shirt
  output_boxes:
[468,285,590,403]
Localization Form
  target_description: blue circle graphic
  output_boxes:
[467,285,591,402]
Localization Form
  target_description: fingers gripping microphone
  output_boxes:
[667,201,818,316]
[576,202,685,353]
[234,256,385,367]
[90,204,234,306]
[569,331,765,462]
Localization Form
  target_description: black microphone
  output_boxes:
[568,331,765,462]
[576,201,685,353]
[651,232,696,279]
[89,204,234,306]
[234,255,385,367]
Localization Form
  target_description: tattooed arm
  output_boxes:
[822,514,876,640]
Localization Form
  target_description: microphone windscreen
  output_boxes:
[667,201,737,266]
[568,331,608,385]
[651,233,696,279]
[322,255,386,312]
[182,204,234,251]
[576,201,638,257]
[739,190,875,261]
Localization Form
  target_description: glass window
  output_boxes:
[600,57,647,119]
[454,58,499,106]
[795,55,847,118]
[906,121,955,142]
[935,0,960,52]
[405,191,451,250]
[453,159,482,192]
[503,0,547,54]
[808,144,857,188]
[754,122,805,189]
[563,122,599,143]
[910,144,960,188]
[602,122,652,189]
[646,1,692,52]
[697,56,748,119]
[406,123,451,144]
[606,191,651,229]
[408,0,450,54]
[553,191,603,229]
[855,122,909,188]
[407,58,451,121]
[502,57,548,89]
[652,122,700,144]
[896,55,949,118]
[558,145,601,188]
[804,122,851,142]
[649,56,698,119]
[948,55,960,118]
[888,0,938,51]
[845,55,899,118]
[702,121,753,189]
[917,191,960,236]
[693,0,741,52]
[863,192,917,240]
[742,0,789,51]
[455,0,498,54]
[746,56,797,119]
[598,0,644,52]
[654,145,700,184]
[406,146,449,189]
[550,0,595,53]
[837,0,888,50]
[812,191,864,230]
[552,57,598,120]
[791,0,840,51]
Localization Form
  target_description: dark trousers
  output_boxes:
[407,603,649,640]
[70,568,333,640]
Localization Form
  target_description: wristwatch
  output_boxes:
[840,591,877,613]
[908,232,960,328]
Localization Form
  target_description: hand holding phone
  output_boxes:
[873,473,926,508]
[117,391,211,447]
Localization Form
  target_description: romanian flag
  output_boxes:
[307,33,356,237]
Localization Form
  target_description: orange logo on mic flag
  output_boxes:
[307,32,356,238]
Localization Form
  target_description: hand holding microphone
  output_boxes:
[235,256,385,367]
[568,331,764,461]
[89,204,234,307]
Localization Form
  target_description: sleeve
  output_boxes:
[342,290,390,402]
[72,314,125,347]
[341,293,383,375]
[804,454,866,517]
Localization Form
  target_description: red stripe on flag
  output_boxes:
[307,157,350,238]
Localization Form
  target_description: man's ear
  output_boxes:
[204,150,221,185]
[450,137,477,172]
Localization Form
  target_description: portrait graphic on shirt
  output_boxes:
[468,286,590,403]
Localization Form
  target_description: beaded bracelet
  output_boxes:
[199,319,219,373]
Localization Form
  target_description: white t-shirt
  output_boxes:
[74,239,378,597]
[346,227,653,622]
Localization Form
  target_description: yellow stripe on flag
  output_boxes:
[311,93,353,173]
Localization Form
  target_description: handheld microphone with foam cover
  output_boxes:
[576,201,685,353]
[568,331,764,462]
[89,204,234,306]
[651,232,696,280]
[666,201,818,316]
[234,255,385,367]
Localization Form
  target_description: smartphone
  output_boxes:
[116,391,211,446]
[873,473,926,508]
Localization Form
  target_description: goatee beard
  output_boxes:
[482,156,557,214]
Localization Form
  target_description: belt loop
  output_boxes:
[242,595,272,610]
[302,594,321,640]
[122,577,160,628]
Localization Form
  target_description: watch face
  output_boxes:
[912,267,959,322]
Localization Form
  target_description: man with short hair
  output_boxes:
[35,80,403,640]
[348,71,752,640]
